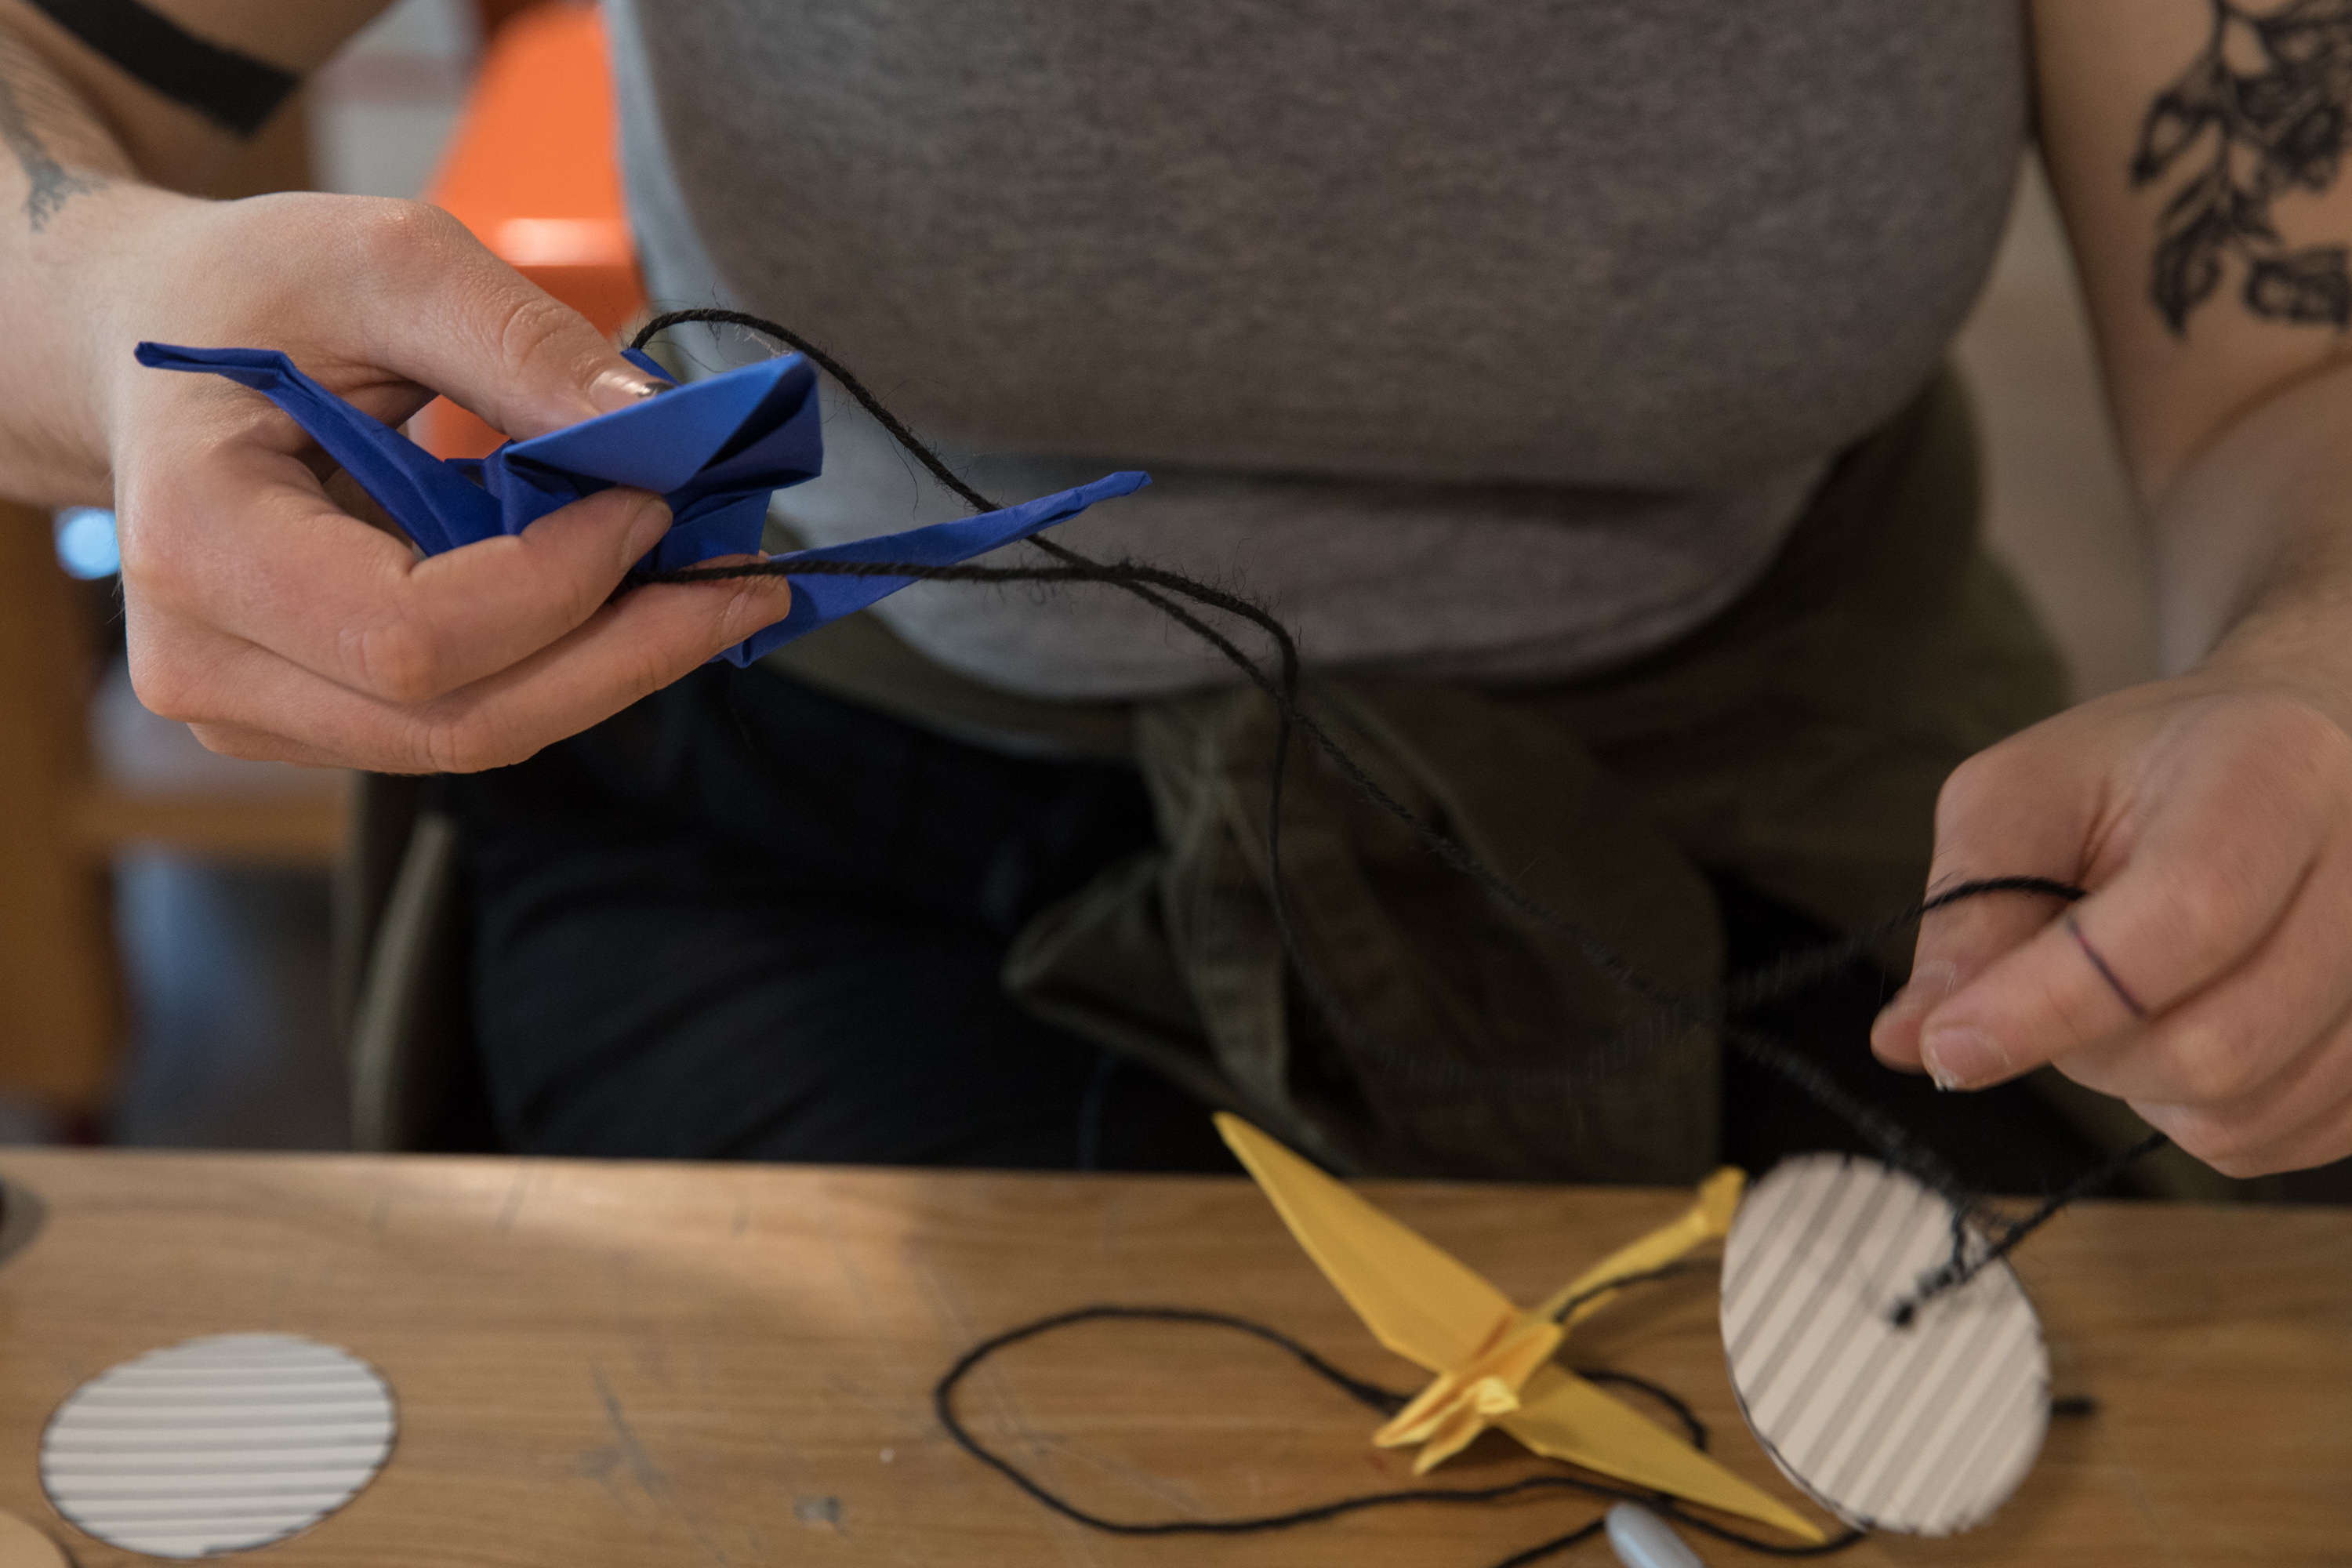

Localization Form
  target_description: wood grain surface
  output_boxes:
[0,1151,2339,1567]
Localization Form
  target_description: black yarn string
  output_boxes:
[630,308,1000,513]
[1886,1128,2172,1327]
[1715,874,2094,1021]
[932,1304,1868,1566]
[629,310,2169,1305]
[629,316,2023,1082]
[642,554,1666,1011]
[630,310,1664,1004]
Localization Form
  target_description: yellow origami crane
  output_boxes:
[1215,1114,1823,1544]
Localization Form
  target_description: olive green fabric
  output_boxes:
[761,372,2071,1181]
[1007,681,1726,1181]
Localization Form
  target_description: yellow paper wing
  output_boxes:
[1498,1365,1825,1544]
[1216,1114,1517,1373]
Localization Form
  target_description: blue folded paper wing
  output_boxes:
[135,342,1147,666]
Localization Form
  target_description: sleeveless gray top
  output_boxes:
[607,0,2024,699]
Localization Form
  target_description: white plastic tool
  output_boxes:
[1605,1502,1703,1568]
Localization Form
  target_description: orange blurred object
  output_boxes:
[413,2,645,459]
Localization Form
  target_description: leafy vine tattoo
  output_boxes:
[2133,0,2352,334]
[0,40,107,233]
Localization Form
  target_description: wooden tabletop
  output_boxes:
[0,1151,2340,1567]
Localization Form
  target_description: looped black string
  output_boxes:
[931,1304,1868,1566]
[630,310,2169,1308]
[1886,1127,2170,1326]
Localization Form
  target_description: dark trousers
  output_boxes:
[444,664,2102,1189]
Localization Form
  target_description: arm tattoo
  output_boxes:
[0,37,107,232]
[2133,0,2352,334]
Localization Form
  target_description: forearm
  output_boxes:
[2031,0,2352,724]
[2147,361,2352,724]
[0,0,402,505]
[0,20,159,503]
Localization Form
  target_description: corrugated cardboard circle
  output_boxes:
[1721,1153,2048,1535]
[41,1333,396,1558]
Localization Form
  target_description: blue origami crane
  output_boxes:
[136,342,1148,665]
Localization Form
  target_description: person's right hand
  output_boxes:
[91,190,791,772]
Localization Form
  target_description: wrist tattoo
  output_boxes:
[2134,0,2352,335]
[0,45,105,232]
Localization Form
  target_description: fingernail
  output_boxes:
[1873,959,1958,1033]
[1920,1025,2007,1091]
[588,369,668,416]
[622,493,672,558]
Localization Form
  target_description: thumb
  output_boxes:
[1870,742,2090,1079]
[347,205,668,441]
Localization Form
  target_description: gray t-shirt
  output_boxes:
[607,0,2024,699]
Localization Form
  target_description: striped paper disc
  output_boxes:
[42,1333,397,1558]
[1721,1154,2048,1536]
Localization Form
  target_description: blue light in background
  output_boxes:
[54,506,120,579]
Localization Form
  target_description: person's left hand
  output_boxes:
[1870,668,2352,1178]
